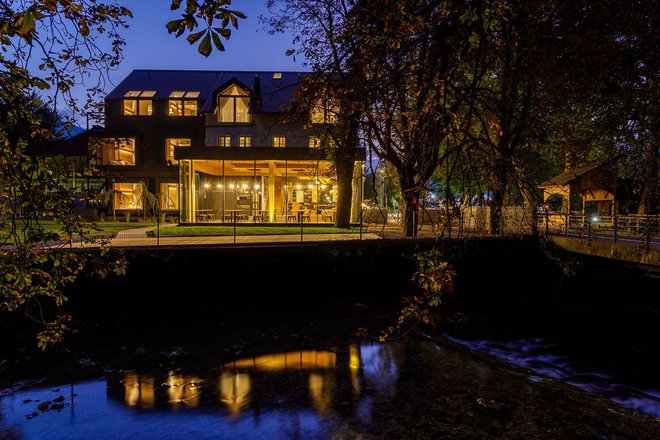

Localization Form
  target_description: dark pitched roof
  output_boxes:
[106,69,307,113]
[539,155,620,188]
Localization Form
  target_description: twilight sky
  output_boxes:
[84,1,303,105]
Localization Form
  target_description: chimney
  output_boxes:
[252,75,262,110]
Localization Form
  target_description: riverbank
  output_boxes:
[1,238,659,438]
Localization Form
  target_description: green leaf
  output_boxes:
[166,19,183,34]
[197,32,212,57]
[187,29,205,44]
[214,27,231,38]
[211,30,225,52]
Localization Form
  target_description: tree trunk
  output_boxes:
[637,140,658,214]
[400,176,420,238]
[489,158,507,234]
[335,148,354,228]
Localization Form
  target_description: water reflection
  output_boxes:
[3,340,654,440]
[114,348,365,418]
[219,372,251,415]
[0,344,405,440]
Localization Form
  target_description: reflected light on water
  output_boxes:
[350,344,361,395]
[225,350,337,371]
[219,372,251,416]
[123,372,154,408]
[166,372,204,407]
[308,373,334,415]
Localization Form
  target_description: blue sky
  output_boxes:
[73,1,303,113]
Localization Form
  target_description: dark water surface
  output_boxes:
[2,339,659,440]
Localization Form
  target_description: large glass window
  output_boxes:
[165,138,191,166]
[113,183,143,210]
[218,136,231,147]
[217,85,251,123]
[123,91,155,116]
[273,137,286,148]
[238,136,251,147]
[160,183,180,210]
[168,91,199,116]
[95,138,136,166]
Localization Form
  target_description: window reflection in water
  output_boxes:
[123,372,154,408]
[225,350,336,371]
[219,372,251,416]
[115,346,401,418]
[166,372,204,407]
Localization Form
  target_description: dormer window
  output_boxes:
[123,91,155,116]
[217,85,251,123]
[168,91,199,116]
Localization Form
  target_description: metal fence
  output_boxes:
[538,212,660,251]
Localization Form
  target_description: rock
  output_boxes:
[25,412,39,420]
[135,347,146,355]
[77,358,95,367]
[52,396,65,403]
[37,401,50,411]
[165,347,185,359]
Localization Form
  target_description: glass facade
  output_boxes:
[178,159,358,224]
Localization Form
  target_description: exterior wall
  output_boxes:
[100,99,205,183]
[204,112,322,148]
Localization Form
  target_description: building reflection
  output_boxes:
[110,344,404,419]
[219,372,251,416]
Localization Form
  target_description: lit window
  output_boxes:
[122,91,155,116]
[160,183,180,210]
[218,136,231,147]
[308,137,321,149]
[273,137,286,148]
[168,91,199,116]
[218,85,251,123]
[238,136,251,148]
[165,138,191,165]
[113,183,144,210]
[310,97,338,125]
[94,138,136,166]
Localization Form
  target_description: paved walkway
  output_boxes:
[70,224,381,248]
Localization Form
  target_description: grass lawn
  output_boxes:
[155,225,365,237]
[0,221,155,243]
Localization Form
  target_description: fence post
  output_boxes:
[565,212,569,236]
[587,216,591,241]
[360,205,363,240]
[156,206,160,247]
[613,213,617,244]
[233,214,236,244]
[545,212,549,236]
[300,212,303,242]
[646,214,651,252]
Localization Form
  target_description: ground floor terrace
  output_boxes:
[177,158,364,224]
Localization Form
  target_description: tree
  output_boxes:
[263,0,362,228]
[0,0,244,347]
[352,0,485,237]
